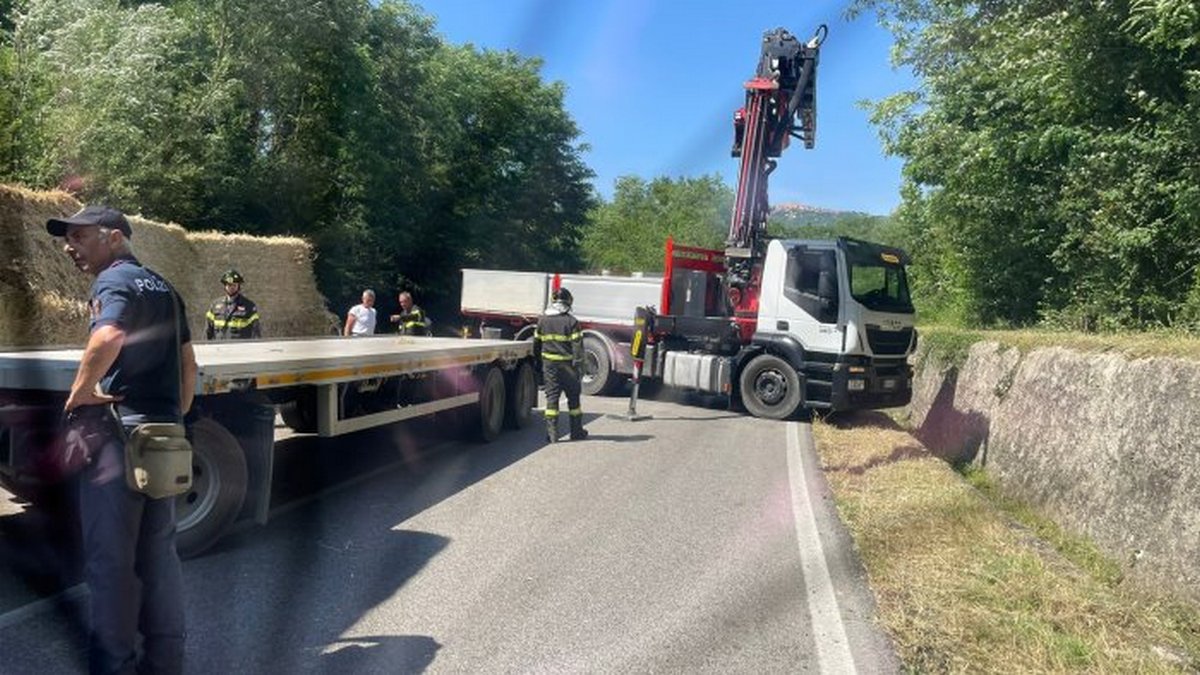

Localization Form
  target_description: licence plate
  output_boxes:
[881,378,897,390]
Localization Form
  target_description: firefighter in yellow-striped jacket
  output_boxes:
[533,287,589,442]
[205,269,262,340]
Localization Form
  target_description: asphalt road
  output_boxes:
[0,394,897,674]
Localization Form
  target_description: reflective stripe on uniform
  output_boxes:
[209,314,259,329]
[541,353,572,361]
[537,332,582,342]
[569,408,582,416]
[544,409,559,417]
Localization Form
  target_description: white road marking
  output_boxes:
[786,421,856,674]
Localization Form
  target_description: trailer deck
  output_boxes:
[0,336,531,395]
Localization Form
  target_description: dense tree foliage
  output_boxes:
[769,209,900,246]
[853,0,1200,330]
[0,0,594,317]
[582,175,731,273]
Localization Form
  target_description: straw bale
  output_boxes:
[0,184,336,347]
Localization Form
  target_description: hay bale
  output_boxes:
[0,184,336,347]
[188,231,335,338]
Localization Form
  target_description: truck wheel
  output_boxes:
[278,389,317,434]
[739,354,803,420]
[176,418,248,558]
[504,362,536,429]
[582,335,615,396]
[474,366,507,442]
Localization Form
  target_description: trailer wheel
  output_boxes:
[176,418,248,558]
[278,389,317,434]
[474,366,507,442]
[581,335,616,396]
[504,362,536,429]
[739,354,804,420]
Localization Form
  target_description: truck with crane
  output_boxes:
[462,25,917,420]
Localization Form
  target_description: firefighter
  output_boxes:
[390,291,430,336]
[534,287,588,442]
[205,269,262,340]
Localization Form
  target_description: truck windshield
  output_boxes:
[847,258,913,313]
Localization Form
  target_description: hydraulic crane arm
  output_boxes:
[725,25,826,314]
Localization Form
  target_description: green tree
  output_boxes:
[422,46,595,279]
[3,0,597,317]
[768,210,900,245]
[583,175,732,273]
[853,0,1200,329]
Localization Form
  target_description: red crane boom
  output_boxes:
[724,25,826,321]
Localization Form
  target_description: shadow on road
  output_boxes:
[0,486,81,595]
[821,410,904,431]
[581,434,655,443]
[0,411,554,673]
[180,413,552,673]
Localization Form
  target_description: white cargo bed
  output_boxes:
[0,336,531,396]
[461,268,661,327]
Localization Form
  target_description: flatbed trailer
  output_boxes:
[0,335,537,557]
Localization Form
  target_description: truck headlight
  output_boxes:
[848,379,866,391]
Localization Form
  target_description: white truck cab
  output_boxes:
[754,237,916,412]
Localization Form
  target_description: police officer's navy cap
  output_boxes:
[46,205,132,238]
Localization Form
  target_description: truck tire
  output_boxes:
[504,362,536,429]
[278,389,317,434]
[474,366,507,442]
[739,354,804,420]
[176,418,248,558]
[582,335,616,396]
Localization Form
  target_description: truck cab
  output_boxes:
[755,237,915,411]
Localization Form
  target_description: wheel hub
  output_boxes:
[583,352,600,383]
[755,369,788,405]
[175,451,219,531]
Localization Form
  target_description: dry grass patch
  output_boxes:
[921,324,1200,363]
[813,412,1200,673]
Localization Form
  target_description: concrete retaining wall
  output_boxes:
[909,341,1200,601]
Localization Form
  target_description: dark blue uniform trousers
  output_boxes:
[80,439,185,675]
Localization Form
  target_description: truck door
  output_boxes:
[757,242,844,354]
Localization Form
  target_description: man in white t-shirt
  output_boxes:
[343,289,377,336]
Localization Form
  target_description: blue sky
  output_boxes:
[418,1,915,215]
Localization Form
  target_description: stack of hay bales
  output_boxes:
[0,184,337,347]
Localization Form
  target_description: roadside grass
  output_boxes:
[811,415,1200,673]
[919,325,1200,363]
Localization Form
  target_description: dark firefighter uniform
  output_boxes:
[395,305,430,336]
[205,270,261,340]
[534,287,588,442]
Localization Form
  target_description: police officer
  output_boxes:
[534,287,588,442]
[205,269,261,340]
[48,205,195,675]
[390,291,430,336]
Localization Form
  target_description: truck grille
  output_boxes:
[865,326,913,356]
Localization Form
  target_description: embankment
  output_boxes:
[909,336,1200,602]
